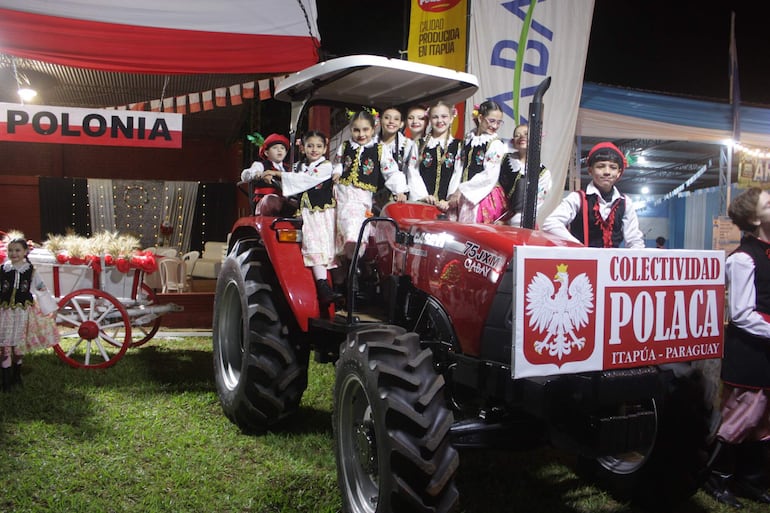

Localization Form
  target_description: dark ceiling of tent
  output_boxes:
[0,52,730,197]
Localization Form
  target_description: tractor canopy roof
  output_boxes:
[274,54,479,135]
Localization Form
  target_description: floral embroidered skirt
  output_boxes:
[0,305,29,346]
[334,184,373,256]
[301,207,338,269]
[0,305,60,353]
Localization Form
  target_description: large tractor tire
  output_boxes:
[579,363,719,508]
[334,326,459,513]
[213,239,308,433]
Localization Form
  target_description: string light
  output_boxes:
[734,142,770,159]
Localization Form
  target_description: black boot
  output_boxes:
[734,442,770,504]
[316,279,342,307]
[1,367,13,393]
[12,363,22,388]
[703,441,744,508]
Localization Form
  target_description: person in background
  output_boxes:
[405,105,428,147]
[448,100,507,223]
[240,133,290,182]
[406,100,463,212]
[497,122,552,226]
[541,141,644,248]
[0,236,59,392]
[703,187,770,508]
[377,106,412,172]
[656,236,666,248]
[333,109,407,261]
[262,131,341,307]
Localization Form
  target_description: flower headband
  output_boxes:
[346,106,379,120]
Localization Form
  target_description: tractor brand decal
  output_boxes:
[512,247,725,379]
[413,230,449,249]
[462,241,504,281]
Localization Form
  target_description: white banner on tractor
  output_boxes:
[0,103,183,148]
[467,0,595,223]
[512,246,725,379]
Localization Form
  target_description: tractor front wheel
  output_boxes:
[334,326,459,513]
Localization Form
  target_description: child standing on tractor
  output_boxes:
[448,100,507,223]
[703,187,770,508]
[0,235,59,392]
[262,131,341,306]
[497,123,552,226]
[332,109,408,261]
[541,141,644,248]
[406,100,463,212]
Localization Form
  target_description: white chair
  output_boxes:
[190,241,227,279]
[159,258,186,293]
[156,247,178,258]
[181,251,200,279]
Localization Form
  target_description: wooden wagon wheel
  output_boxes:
[128,284,162,348]
[53,288,132,369]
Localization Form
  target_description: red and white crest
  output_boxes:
[522,259,597,367]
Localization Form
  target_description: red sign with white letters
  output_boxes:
[512,247,724,378]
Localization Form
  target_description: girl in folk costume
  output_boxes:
[262,132,341,306]
[703,187,770,508]
[406,100,463,212]
[498,123,553,226]
[0,236,59,392]
[377,106,413,172]
[333,109,408,260]
[541,141,644,248]
[448,100,507,223]
[405,105,428,148]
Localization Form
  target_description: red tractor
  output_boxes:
[213,55,723,513]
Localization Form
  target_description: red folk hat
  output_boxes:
[587,141,627,174]
[259,133,290,160]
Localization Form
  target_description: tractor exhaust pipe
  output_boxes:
[520,76,551,230]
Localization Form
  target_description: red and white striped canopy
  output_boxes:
[0,0,320,74]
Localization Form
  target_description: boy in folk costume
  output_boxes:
[240,133,290,182]
[703,187,770,508]
[541,141,644,248]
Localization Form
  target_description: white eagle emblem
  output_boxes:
[525,263,594,360]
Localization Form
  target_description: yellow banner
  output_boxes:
[407,0,467,71]
[738,153,770,187]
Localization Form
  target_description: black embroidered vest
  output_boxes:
[0,264,34,307]
[462,139,489,182]
[419,139,461,201]
[337,142,384,193]
[569,191,626,248]
[297,161,335,212]
[722,235,770,389]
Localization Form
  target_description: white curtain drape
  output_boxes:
[684,192,708,249]
[160,181,198,254]
[87,178,116,233]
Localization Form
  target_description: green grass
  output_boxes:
[0,337,762,513]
